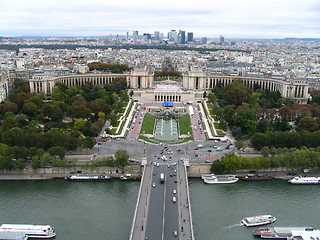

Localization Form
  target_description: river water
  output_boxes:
[0,178,319,240]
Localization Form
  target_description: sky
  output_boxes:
[0,0,319,39]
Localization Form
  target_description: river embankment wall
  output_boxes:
[0,164,311,180]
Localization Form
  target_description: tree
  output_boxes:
[15,158,26,172]
[231,108,257,135]
[235,140,244,151]
[74,119,88,131]
[297,116,319,132]
[3,102,18,113]
[48,146,66,159]
[114,149,129,168]
[223,82,250,106]
[210,160,225,174]
[23,102,38,116]
[251,133,270,150]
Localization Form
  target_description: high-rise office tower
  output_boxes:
[154,31,160,41]
[126,32,129,41]
[187,32,194,42]
[202,37,207,44]
[169,30,177,42]
[143,33,151,40]
[133,31,139,37]
[179,31,186,44]
[220,35,225,43]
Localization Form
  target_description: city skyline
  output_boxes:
[0,0,319,39]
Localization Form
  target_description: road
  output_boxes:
[145,163,179,240]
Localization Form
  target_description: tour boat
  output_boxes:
[253,227,316,239]
[0,231,28,240]
[119,174,141,181]
[0,224,56,238]
[241,215,276,227]
[288,176,320,184]
[64,175,112,181]
[201,174,215,180]
[241,174,273,181]
[288,229,320,240]
[203,175,239,184]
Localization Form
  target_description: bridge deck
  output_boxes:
[130,161,194,240]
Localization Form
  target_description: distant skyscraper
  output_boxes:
[220,35,225,43]
[143,33,151,40]
[154,31,160,41]
[159,33,164,41]
[126,31,129,41]
[180,31,186,44]
[187,32,193,42]
[169,30,177,42]
[133,31,139,37]
[202,37,207,44]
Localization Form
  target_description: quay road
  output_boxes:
[129,158,193,240]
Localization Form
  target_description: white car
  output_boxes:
[152,182,156,188]
[173,189,177,194]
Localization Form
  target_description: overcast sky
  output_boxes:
[0,0,319,39]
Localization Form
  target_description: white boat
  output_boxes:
[65,175,112,181]
[201,174,215,180]
[288,229,320,240]
[0,224,56,239]
[203,175,239,184]
[253,227,316,239]
[242,215,276,227]
[0,231,28,240]
[288,176,320,184]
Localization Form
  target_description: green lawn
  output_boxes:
[179,116,192,135]
[140,115,155,134]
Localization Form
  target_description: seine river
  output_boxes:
[0,178,319,240]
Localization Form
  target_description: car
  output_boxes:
[174,179,177,183]
[173,173,176,176]
[172,197,177,203]
[287,172,297,175]
[153,162,157,166]
[168,164,171,168]
[152,182,156,188]
[156,163,160,167]
[174,169,177,173]
[173,189,177,194]
[170,174,173,177]
[205,160,210,163]
[195,154,199,157]
[153,172,156,176]
[208,149,212,152]
[173,231,178,237]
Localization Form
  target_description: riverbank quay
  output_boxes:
[0,168,316,181]
[188,170,320,180]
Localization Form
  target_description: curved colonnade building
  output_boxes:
[29,66,308,104]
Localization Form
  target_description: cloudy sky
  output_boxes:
[0,0,319,39]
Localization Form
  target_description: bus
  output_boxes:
[160,173,165,183]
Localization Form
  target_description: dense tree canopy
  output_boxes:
[0,78,129,166]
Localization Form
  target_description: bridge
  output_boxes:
[129,154,194,240]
